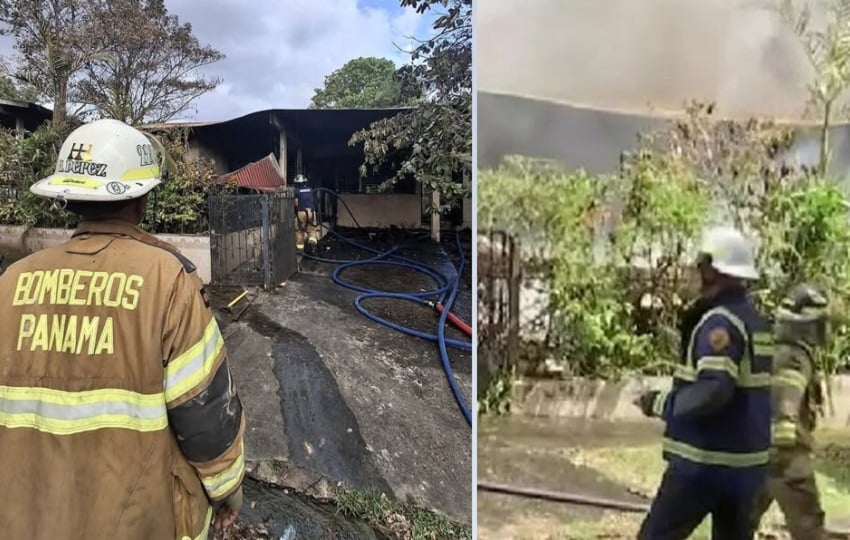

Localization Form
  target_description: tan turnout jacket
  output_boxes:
[0,219,245,540]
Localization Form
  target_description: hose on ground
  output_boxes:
[300,187,472,426]
[478,480,850,537]
[478,480,649,513]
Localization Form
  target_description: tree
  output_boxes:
[310,56,418,109]
[0,0,101,125]
[77,0,223,125]
[349,0,472,240]
[0,71,39,102]
[778,0,850,175]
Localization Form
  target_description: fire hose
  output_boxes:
[478,480,850,537]
[299,187,473,426]
[477,480,649,513]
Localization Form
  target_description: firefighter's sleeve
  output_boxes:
[770,345,811,448]
[161,270,246,502]
[670,314,745,418]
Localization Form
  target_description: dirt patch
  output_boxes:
[477,417,651,537]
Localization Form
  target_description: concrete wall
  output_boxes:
[336,193,422,228]
[510,376,850,429]
[0,226,212,284]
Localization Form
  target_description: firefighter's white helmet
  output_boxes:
[696,225,759,280]
[30,119,166,202]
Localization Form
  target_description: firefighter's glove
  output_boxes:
[634,390,660,417]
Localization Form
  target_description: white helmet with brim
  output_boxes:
[30,118,167,203]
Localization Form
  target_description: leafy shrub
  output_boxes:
[479,105,850,379]
[141,128,218,235]
[0,124,218,235]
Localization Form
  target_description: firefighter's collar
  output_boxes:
[72,218,146,239]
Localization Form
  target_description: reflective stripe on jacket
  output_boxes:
[771,340,819,452]
[658,290,773,469]
[0,219,245,540]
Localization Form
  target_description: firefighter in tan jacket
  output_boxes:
[0,119,246,540]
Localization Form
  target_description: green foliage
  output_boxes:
[77,0,224,125]
[480,105,850,378]
[334,485,471,539]
[478,366,515,417]
[349,0,471,215]
[0,123,216,235]
[778,0,850,174]
[310,57,420,109]
[0,71,39,102]
[0,0,221,125]
[0,122,77,228]
[140,128,218,234]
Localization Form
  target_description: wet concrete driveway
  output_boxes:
[213,233,473,524]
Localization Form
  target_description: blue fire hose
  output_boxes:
[301,188,472,426]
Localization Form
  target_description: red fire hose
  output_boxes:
[434,302,472,336]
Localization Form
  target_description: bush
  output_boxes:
[479,105,850,378]
[0,124,218,235]
[140,128,219,235]
[0,122,77,228]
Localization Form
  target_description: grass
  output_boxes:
[561,432,850,540]
[334,485,472,540]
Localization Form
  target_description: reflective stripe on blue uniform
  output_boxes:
[639,290,774,539]
[660,300,773,470]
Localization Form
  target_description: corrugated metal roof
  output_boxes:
[217,153,285,192]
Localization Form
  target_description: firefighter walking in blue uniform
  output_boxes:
[635,226,774,540]
[294,173,318,254]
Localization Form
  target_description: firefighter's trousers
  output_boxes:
[639,463,765,540]
[295,209,318,251]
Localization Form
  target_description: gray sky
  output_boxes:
[1,0,433,122]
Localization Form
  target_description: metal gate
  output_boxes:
[477,230,521,396]
[209,192,297,289]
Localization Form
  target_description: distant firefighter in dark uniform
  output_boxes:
[634,225,774,540]
[293,174,318,254]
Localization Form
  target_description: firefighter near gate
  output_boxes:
[748,283,831,539]
[294,173,319,254]
[0,119,246,540]
[634,226,774,540]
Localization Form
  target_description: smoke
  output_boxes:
[478,0,833,120]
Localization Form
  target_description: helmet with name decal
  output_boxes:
[30,118,170,203]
